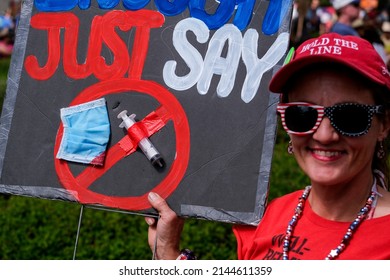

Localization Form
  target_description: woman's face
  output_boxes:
[287,68,388,187]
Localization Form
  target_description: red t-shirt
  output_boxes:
[233,190,390,260]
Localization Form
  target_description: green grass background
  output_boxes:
[0,57,307,260]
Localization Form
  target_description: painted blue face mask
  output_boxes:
[56,98,111,165]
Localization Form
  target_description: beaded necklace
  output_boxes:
[282,185,377,260]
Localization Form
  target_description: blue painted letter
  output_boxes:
[233,0,256,30]
[35,0,78,11]
[123,0,151,10]
[96,0,120,9]
[262,0,293,35]
[155,0,189,16]
[189,0,235,30]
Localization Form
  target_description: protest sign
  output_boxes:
[0,0,292,225]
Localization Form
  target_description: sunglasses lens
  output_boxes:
[332,105,369,135]
[285,105,318,133]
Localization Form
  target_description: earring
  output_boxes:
[287,140,294,155]
[377,141,385,159]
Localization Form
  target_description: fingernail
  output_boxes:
[148,192,159,201]
[145,217,154,226]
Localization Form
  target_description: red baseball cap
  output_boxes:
[269,33,390,93]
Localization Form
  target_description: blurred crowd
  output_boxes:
[290,0,390,70]
[0,0,20,58]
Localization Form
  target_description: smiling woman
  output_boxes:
[247,33,390,260]
[282,63,388,208]
[144,32,390,260]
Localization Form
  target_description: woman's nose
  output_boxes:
[312,117,340,143]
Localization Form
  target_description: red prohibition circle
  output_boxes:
[54,78,190,210]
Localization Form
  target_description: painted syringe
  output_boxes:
[117,110,165,169]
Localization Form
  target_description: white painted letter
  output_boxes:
[197,24,242,97]
[241,31,289,103]
[163,18,209,91]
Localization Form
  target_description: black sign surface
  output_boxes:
[0,0,292,225]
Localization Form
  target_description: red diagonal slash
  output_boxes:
[76,106,169,188]
[54,79,190,211]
